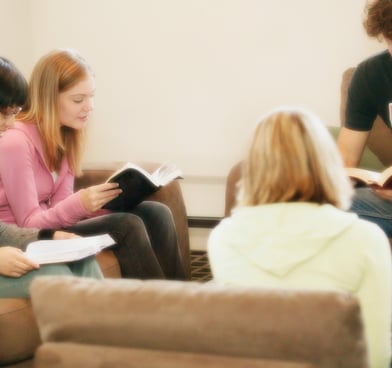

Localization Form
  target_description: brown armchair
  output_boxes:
[0,161,191,368]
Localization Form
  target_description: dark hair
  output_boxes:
[364,0,392,39]
[0,57,28,111]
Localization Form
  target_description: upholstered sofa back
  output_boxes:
[30,276,368,368]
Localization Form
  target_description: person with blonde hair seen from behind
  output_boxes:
[208,106,391,368]
[0,56,103,298]
[0,50,186,280]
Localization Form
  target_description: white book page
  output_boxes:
[106,162,153,183]
[346,166,392,186]
[151,163,183,186]
[380,166,392,184]
[346,167,381,184]
[25,234,115,264]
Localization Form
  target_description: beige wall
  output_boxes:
[1,0,33,72]
[0,0,385,218]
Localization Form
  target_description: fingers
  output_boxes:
[92,185,122,208]
[80,184,122,212]
[6,258,38,278]
[102,188,122,201]
[0,247,39,277]
[91,183,122,198]
[373,188,392,201]
[53,231,81,240]
[98,182,121,191]
[16,252,39,270]
[97,191,121,208]
[10,260,36,277]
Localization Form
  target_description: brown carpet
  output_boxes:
[190,250,212,282]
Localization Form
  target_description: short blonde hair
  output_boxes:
[238,107,353,210]
[20,49,91,175]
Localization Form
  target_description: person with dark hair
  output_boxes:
[0,56,27,131]
[337,0,392,237]
[0,57,28,111]
[0,50,186,280]
[0,56,103,298]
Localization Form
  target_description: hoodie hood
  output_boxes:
[219,202,358,277]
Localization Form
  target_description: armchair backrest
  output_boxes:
[224,160,242,216]
[30,277,369,368]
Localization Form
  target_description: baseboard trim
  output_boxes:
[187,216,222,229]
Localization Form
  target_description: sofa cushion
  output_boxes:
[30,276,368,368]
[0,299,40,365]
[34,342,315,368]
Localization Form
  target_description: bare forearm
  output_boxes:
[337,127,369,167]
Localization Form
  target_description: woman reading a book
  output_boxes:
[0,56,103,298]
[207,106,392,368]
[0,50,186,280]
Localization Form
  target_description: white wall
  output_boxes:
[0,0,385,218]
[0,0,33,71]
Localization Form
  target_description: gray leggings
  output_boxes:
[64,201,186,279]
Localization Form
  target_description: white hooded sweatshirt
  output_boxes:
[208,202,391,368]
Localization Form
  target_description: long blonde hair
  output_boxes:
[19,49,91,175]
[239,106,353,210]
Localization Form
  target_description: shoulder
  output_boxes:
[0,122,40,151]
[3,121,36,139]
[351,214,387,235]
[0,126,32,152]
[208,206,262,246]
[354,50,392,80]
[345,216,390,253]
[357,50,390,68]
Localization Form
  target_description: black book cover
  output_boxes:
[103,169,160,211]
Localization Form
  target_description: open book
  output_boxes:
[346,166,392,189]
[103,162,183,211]
[24,234,115,265]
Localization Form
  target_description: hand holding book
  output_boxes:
[103,162,183,211]
[346,166,392,189]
